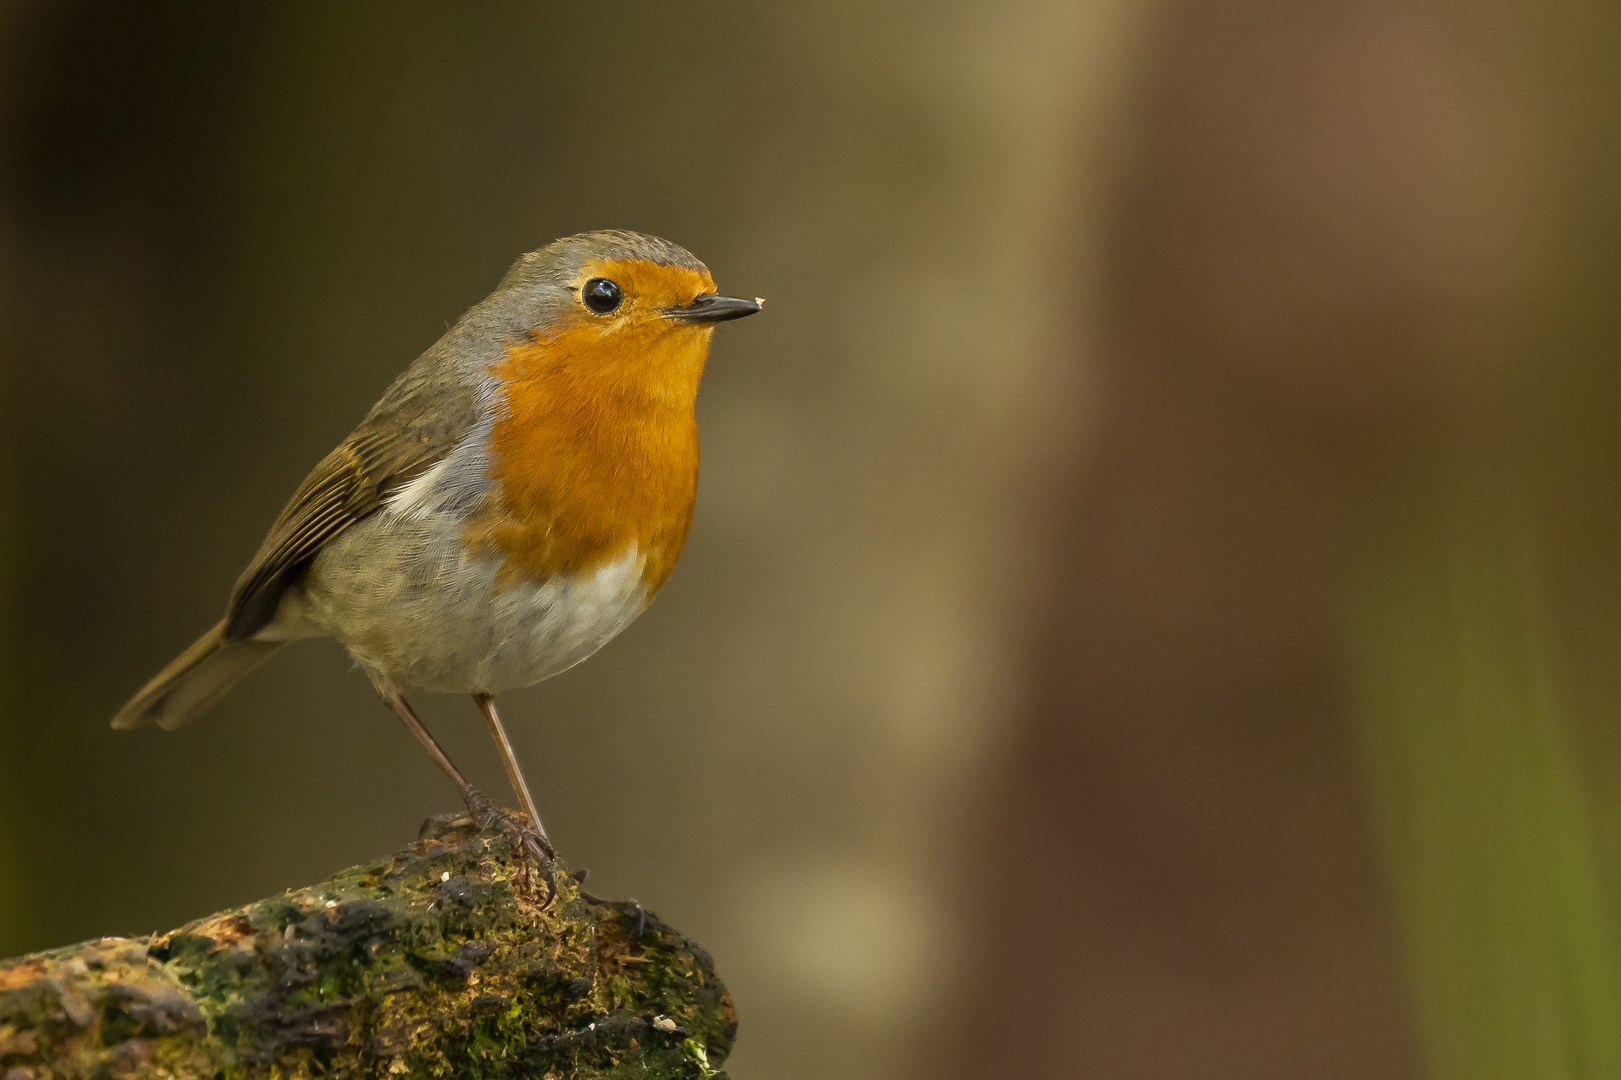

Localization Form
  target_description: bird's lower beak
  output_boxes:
[665,293,763,323]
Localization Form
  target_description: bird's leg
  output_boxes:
[468,697,645,942]
[380,689,555,898]
[473,693,552,851]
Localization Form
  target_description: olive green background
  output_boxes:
[1,4,1108,1076]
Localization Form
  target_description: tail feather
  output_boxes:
[111,620,282,731]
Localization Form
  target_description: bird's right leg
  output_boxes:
[379,689,556,897]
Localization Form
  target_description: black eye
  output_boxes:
[582,277,623,314]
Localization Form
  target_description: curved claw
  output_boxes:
[519,832,559,906]
[579,888,647,943]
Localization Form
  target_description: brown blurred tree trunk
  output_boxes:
[936,0,1558,1073]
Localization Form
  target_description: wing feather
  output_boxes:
[222,383,482,641]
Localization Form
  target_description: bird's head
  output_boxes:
[492,230,761,409]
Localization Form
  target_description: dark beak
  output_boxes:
[665,293,763,323]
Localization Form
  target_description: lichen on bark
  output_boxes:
[0,818,735,1079]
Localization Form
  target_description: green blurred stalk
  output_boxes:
[1345,496,1621,1080]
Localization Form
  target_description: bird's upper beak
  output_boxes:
[665,293,763,323]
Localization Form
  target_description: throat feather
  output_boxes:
[471,332,702,596]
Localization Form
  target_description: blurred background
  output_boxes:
[4,1,1621,1077]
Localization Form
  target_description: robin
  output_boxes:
[112,230,761,893]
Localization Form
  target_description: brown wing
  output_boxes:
[223,382,480,642]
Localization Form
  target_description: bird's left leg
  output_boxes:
[473,693,552,852]
[472,695,644,939]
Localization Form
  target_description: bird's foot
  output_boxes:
[572,869,649,944]
[462,786,557,903]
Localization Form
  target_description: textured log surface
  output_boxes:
[0,818,735,1079]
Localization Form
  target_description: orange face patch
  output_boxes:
[470,259,719,595]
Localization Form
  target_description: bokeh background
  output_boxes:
[4,1,1621,1077]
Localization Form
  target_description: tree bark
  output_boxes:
[0,818,735,1080]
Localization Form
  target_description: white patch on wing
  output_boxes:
[383,412,495,521]
[383,456,452,519]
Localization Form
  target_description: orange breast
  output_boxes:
[468,278,715,599]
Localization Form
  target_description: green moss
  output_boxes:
[0,819,735,1079]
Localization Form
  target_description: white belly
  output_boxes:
[268,432,651,694]
[289,521,648,693]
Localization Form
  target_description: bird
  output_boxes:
[111,230,761,892]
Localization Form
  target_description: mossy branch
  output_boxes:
[0,818,735,1080]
